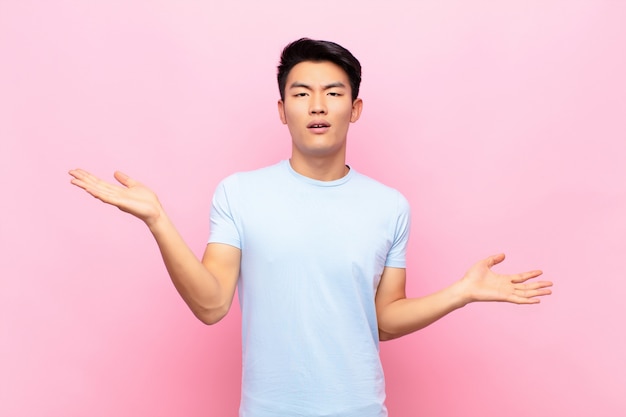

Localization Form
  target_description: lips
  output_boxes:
[307,120,330,128]
[307,120,331,133]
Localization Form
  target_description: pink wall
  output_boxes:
[1,1,624,416]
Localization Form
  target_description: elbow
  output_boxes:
[377,313,403,341]
[196,313,223,326]
[378,328,401,342]
[193,304,230,326]
[379,331,392,342]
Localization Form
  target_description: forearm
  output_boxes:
[376,254,551,341]
[148,212,227,324]
[68,168,236,323]
[378,281,469,341]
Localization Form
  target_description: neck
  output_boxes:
[289,153,349,181]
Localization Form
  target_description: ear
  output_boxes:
[350,98,363,123]
[277,99,287,125]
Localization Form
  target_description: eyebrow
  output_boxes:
[288,81,347,90]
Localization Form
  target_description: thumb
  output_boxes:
[486,253,506,268]
[113,171,138,187]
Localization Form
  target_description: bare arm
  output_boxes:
[375,254,553,341]
[69,169,240,324]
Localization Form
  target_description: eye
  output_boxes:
[327,92,342,97]
[294,92,308,97]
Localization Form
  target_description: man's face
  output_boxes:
[278,61,362,161]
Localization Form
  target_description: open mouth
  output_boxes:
[307,121,331,129]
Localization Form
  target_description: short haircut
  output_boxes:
[277,38,362,101]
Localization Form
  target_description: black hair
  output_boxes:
[277,38,362,101]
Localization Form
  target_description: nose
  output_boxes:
[309,94,327,115]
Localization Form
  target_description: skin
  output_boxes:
[68,60,553,337]
[278,61,362,181]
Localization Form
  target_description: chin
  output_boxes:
[298,143,345,158]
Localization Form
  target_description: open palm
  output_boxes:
[461,254,552,304]
[69,169,162,226]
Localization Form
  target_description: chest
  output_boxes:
[237,185,394,272]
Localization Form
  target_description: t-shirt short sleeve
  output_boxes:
[208,176,242,249]
[384,192,411,268]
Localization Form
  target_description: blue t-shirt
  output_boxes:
[209,160,410,417]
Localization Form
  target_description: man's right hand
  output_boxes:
[69,169,163,227]
[69,168,241,324]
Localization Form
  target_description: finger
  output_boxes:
[69,169,100,192]
[68,168,82,179]
[69,169,123,202]
[113,171,138,187]
[510,270,544,283]
[509,296,542,304]
[512,282,552,299]
[486,253,506,268]
[510,290,552,304]
[68,168,96,183]
[69,169,108,189]
[524,280,553,290]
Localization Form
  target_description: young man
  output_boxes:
[69,38,552,417]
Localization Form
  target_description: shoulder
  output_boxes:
[350,169,410,209]
[218,161,286,188]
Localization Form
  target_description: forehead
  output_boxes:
[286,61,350,86]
